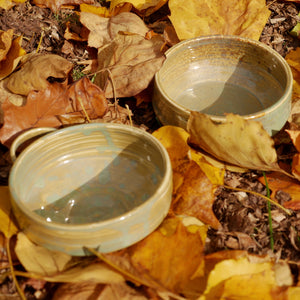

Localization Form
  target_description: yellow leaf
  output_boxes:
[15,232,72,276]
[0,35,26,81]
[0,0,25,10]
[168,0,270,40]
[188,112,281,172]
[287,287,300,300]
[44,262,125,284]
[285,48,300,99]
[80,3,111,17]
[0,186,18,238]
[128,216,207,295]
[152,125,224,185]
[199,257,291,300]
[110,0,165,13]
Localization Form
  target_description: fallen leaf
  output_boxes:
[0,29,13,60]
[258,172,300,210]
[80,3,110,17]
[0,0,26,10]
[172,160,221,229]
[94,33,165,98]
[80,11,149,49]
[0,33,26,81]
[0,186,18,238]
[187,112,281,172]
[168,0,270,40]
[52,282,147,300]
[6,53,73,96]
[32,0,94,12]
[286,130,300,180]
[15,232,72,276]
[199,255,291,300]
[0,77,108,146]
[127,216,207,295]
[44,262,124,284]
[285,48,300,99]
[110,0,167,14]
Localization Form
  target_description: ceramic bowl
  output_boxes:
[153,35,293,135]
[9,123,172,256]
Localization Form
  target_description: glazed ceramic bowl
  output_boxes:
[9,123,172,256]
[153,35,293,135]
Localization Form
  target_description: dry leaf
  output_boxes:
[0,186,18,238]
[6,53,73,96]
[94,33,165,98]
[0,33,26,81]
[258,172,300,210]
[286,130,300,180]
[52,282,147,300]
[0,77,108,146]
[187,112,281,172]
[15,232,72,276]
[172,160,221,229]
[168,0,270,40]
[0,0,25,9]
[80,11,149,49]
[127,216,207,295]
[285,48,300,99]
[80,3,111,17]
[32,0,94,12]
[44,262,124,284]
[199,255,291,300]
[110,0,168,16]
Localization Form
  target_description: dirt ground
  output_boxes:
[1,0,300,298]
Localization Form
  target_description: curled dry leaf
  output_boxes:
[168,0,270,40]
[6,53,73,96]
[94,33,165,98]
[187,112,281,172]
[285,47,300,99]
[15,232,72,276]
[286,130,300,180]
[0,77,108,146]
[0,32,26,81]
[32,0,94,12]
[80,11,149,48]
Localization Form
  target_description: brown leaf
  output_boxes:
[80,12,149,49]
[187,112,281,172]
[258,172,300,210]
[6,53,73,96]
[94,33,165,98]
[168,0,270,40]
[0,77,108,146]
[286,130,300,180]
[172,160,221,229]
[0,29,13,60]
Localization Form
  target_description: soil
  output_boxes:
[1,0,300,299]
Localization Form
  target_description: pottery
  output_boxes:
[153,35,293,135]
[9,123,172,256]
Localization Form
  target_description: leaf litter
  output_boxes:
[1,0,300,299]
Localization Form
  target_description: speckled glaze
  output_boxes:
[9,123,172,256]
[153,35,293,136]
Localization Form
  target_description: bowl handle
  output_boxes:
[10,127,56,162]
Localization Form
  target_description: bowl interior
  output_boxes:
[158,36,288,116]
[11,125,166,225]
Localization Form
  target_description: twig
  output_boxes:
[263,171,275,251]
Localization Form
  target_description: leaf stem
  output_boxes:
[263,171,275,251]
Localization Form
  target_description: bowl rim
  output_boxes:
[9,123,172,230]
[155,34,293,122]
